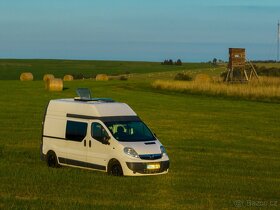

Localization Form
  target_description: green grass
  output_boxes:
[0,78,279,209]
[255,62,280,68]
[0,59,211,80]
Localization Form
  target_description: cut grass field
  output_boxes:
[0,78,279,209]
[0,59,211,80]
[255,62,280,68]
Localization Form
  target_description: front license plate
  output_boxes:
[147,163,160,170]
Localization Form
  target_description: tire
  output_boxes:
[108,160,123,176]
[46,151,60,168]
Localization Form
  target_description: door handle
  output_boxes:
[84,139,86,147]
[89,140,91,148]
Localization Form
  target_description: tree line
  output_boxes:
[161,59,182,66]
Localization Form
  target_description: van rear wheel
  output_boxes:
[108,160,123,176]
[47,151,60,168]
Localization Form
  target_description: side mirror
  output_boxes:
[102,136,110,145]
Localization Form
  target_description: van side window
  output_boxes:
[66,121,87,142]
[91,123,108,142]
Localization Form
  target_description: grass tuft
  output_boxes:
[152,76,280,102]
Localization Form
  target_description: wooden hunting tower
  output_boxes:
[229,48,246,68]
[225,48,258,82]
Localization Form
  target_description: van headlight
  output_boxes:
[123,147,139,158]
[160,146,167,156]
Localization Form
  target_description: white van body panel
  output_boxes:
[118,141,162,155]
[42,98,169,176]
[46,99,136,117]
[44,116,66,138]
[43,137,66,161]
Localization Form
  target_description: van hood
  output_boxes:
[118,141,161,155]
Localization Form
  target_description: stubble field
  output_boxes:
[0,60,279,209]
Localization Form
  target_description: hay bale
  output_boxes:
[45,78,63,91]
[43,74,55,82]
[63,74,74,81]
[96,74,109,81]
[20,72,33,81]
[195,74,213,83]
[119,75,128,81]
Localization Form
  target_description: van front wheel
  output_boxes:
[108,160,123,176]
[47,151,60,168]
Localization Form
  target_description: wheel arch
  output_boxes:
[46,150,60,167]
[107,158,121,171]
[46,149,56,156]
[107,158,125,175]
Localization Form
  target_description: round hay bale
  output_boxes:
[96,74,109,81]
[63,74,74,81]
[119,75,128,81]
[45,78,63,91]
[43,74,55,82]
[20,72,33,81]
[195,74,213,83]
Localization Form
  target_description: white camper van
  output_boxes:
[41,89,169,176]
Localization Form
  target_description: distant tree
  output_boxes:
[168,59,173,65]
[161,59,169,65]
[212,58,217,65]
[175,59,182,66]
[162,59,183,65]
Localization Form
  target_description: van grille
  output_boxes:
[126,161,169,174]
[139,154,162,160]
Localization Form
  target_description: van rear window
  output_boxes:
[66,121,87,141]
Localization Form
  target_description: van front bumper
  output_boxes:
[126,160,169,174]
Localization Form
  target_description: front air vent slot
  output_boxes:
[144,142,156,145]
[139,154,162,160]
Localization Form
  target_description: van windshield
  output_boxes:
[104,121,156,142]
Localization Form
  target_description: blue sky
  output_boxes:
[0,0,279,61]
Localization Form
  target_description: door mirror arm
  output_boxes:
[102,136,110,145]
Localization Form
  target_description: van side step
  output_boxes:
[58,157,106,171]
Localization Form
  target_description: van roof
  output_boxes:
[47,99,137,118]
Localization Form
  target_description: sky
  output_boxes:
[0,0,280,62]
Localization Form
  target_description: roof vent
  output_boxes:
[76,88,91,100]
[75,88,114,102]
